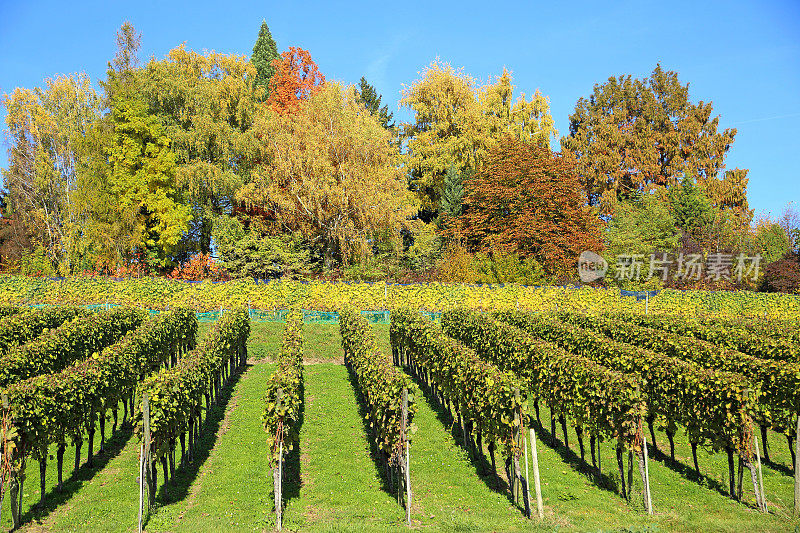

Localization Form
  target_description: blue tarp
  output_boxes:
[620,289,660,301]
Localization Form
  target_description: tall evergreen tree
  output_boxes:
[355,76,393,129]
[439,165,466,218]
[251,20,279,92]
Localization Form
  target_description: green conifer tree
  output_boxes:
[439,165,467,217]
[355,76,394,129]
[252,20,279,92]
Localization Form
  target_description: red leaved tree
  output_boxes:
[169,253,227,281]
[458,136,603,278]
[266,47,325,115]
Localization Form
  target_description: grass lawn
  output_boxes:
[7,321,799,532]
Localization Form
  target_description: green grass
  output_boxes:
[9,321,800,532]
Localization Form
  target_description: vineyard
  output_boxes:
[1,275,799,319]
[0,298,795,531]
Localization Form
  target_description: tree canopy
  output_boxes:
[561,64,749,222]
[355,77,393,129]
[400,61,556,212]
[266,47,325,116]
[142,46,264,253]
[458,137,601,277]
[238,82,416,267]
[0,22,779,288]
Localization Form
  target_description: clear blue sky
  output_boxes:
[1,0,798,218]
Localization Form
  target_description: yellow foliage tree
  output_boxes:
[400,60,556,211]
[237,82,417,267]
[142,45,265,252]
[2,74,101,269]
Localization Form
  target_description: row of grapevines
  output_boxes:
[0,305,85,355]
[0,305,22,318]
[616,312,798,362]
[339,307,416,460]
[263,310,304,467]
[0,307,147,387]
[669,312,800,344]
[3,308,197,519]
[562,312,799,434]
[495,310,754,456]
[137,309,249,467]
[441,308,644,450]
[390,308,523,456]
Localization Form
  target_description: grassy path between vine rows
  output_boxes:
[9,321,800,531]
[148,321,537,532]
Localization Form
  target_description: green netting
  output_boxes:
[26,304,439,324]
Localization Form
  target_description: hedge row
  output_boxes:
[0,307,147,387]
[137,309,249,489]
[390,308,523,457]
[0,305,85,355]
[263,310,304,467]
[340,307,416,460]
[495,310,754,457]
[442,308,644,450]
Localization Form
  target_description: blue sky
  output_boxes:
[1,0,798,218]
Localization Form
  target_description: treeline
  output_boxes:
[2,20,798,292]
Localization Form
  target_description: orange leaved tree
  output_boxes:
[458,136,602,278]
[266,47,325,115]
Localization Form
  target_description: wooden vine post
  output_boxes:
[634,404,652,514]
[739,390,766,513]
[754,429,766,512]
[0,393,10,528]
[528,426,544,518]
[513,388,532,518]
[794,414,800,515]
[273,388,284,531]
[402,387,412,526]
[139,392,152,532]
[641,430,652,515]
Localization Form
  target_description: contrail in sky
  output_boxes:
[731,112,800,125]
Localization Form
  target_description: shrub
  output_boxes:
[761,252,800,294]
[169,253,227,281]
[16,245,55,276]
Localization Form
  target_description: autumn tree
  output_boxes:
[92,22,191,270]
[142,46,264,254]
[604,193,680,274]
[458,137,602,277]
[251,20,279,91]
[562,64,750,223]
[104,21,141,102]
[760,251,800,293]
[400,60,556,212]
[751,217,790,264]
[265,47,325,115]
[355,76,393,129]
[238,82,417,267]
[106,99,191,268]
[779,203,800,253]
[1,74,101,270]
